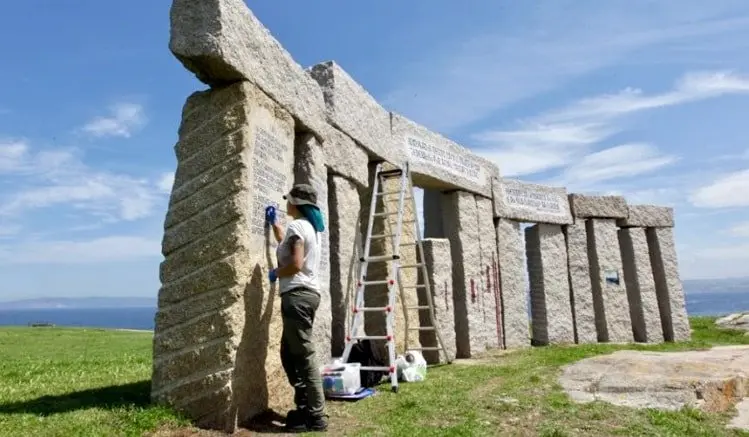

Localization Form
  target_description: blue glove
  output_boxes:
[268,268,278,283]
[265,206,276,226]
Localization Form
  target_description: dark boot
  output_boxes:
[285,407,308,432]
[307,414,328,432]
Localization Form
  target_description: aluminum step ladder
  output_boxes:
[340,161,451,393]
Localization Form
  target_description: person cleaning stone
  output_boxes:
[265,183,328,432]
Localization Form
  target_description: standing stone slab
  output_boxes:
[322,127,369,188]
[647,227,691,342]
[391,113,498,197]
[617,205,675,228]
[586,219,634,343]
[476,197,503,349]
[496,218,530,349]
[619,228,663,343]
[154,81,294,432]
[294,134,332,361]
[493,179,572,225]
[525,224,575,345]
[169,0,327,137]
[308,62,396,162]
[418,238,457,363]
[570,194,628,219]
[440,191,484,357]
[564,222,597,344]
[328,176,362,357]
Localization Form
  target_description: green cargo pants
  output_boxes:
[280,287,325,418]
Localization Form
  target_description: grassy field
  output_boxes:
[0,317,747,437]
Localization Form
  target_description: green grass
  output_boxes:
[0,327,188,437]
[1,317,748,436]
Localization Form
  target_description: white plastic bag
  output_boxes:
[395,350,427,382]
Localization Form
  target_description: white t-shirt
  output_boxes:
[276,218,321,295]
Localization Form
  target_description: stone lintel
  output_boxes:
[493,178,572,224]
[569,194,628,219]
[617,204,675,228]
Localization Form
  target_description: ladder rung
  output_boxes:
[359,366,393,372]
[357,306,391,312]
[409,327,436,331]
[361,255,400,263]
[371,233,395,239]
[377,190,401,197]
[407,305,431,310]
[400,263,424,269]
[361,280,392,286]
[373,211,398,217]
[410,347,442,351]
[402,285,426,289]
[384,197,413,202]
[378,169,403,178]
[351,335,390,341]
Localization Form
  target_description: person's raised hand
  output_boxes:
[265,205,276,226]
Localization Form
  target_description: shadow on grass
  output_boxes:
[0,380,151,416]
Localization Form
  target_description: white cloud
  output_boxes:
[81,102,146,138]
[558,143,678,186]
[157,172,174,194]
[0,224,20,238]
[728,221,749,237]
[385,2,749,133]
[0,236,160,264]
[0,140,165,222]
[473,71,748,183]
[689,169,749,208]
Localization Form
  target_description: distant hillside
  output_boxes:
[683,277,749,294]
[0,297,156,310]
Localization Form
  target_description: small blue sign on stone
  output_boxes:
[604,270,620,286]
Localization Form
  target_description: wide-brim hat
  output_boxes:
[283,183,318,207]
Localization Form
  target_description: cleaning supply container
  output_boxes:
[320,361,361,396]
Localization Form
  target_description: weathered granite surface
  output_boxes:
[493,179,572,225]
[647,227,691,342]
[309,62,395,162]
[327,176,362,357]
[321,126,369,188]
[617,204,675,228]
[560,346,749,413]
[619,227,663,343]
[169,0,327,137]
[391,113,497,197]
[586,219,634,343]
[495,218,530,349]
[570,194,628,219]
[476,197,503,349]
[716,312,749,333]
[564,221,597,344]
[525,224,575,345]
[294,134,332,360]
[440,191,484,357]
[155,81,294,432]
[418,238,457,364]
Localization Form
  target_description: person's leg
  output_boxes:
[280,299,307,416]
[282,289,326,431]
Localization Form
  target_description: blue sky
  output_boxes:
[1,0,748,302]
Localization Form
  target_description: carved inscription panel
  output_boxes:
[248,108,294,242]
[405,135,488,187]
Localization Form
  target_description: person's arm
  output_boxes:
[272,222,284,243]
[275,234,304,278]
